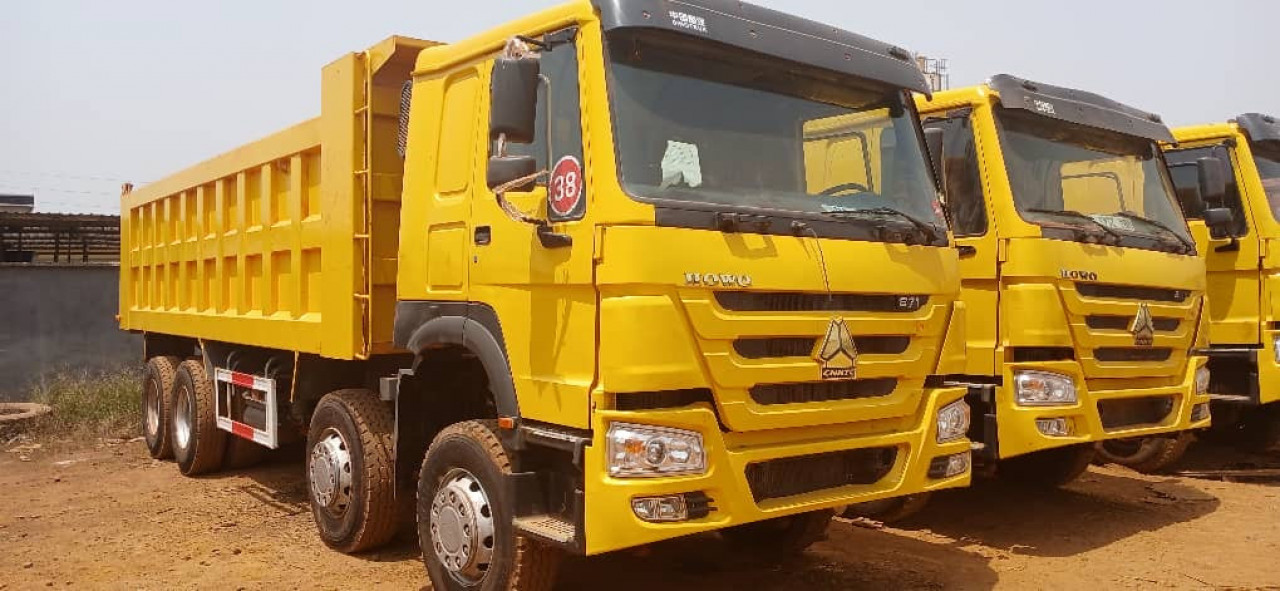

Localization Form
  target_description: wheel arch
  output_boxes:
[395,301,520,420]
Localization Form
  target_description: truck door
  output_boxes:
[1166,145,1261,345]
[470,28,597,430]
[925,112,999,375]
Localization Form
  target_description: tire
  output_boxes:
[1095,433,1194,474]
[171,359,226,476]
[843,493,932,524]
[306,389,401,554]
[999,444,1095,488]
[720,509,835,558]
[141,356,180,460]
[418,420,561,591]
[224,437,268,470]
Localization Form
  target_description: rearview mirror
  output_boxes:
[487,155,538,192]
[489,57,541,145]
[1197,156,1227,207]
[1203,207,1235,238]
[923,127,945,187]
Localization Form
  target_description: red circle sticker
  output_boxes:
[549,156,584,217]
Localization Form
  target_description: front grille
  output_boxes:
[1095,348,1173,362]
[1086,316,1180,332]
[1098,396,1175,429]
[733,336,910,359]
[749,379,897,405]
[614,389,715,411]
[1076,283,1190,303]
[744,447,898,502]
[715,292,928,313]
[1011,347,1075,362]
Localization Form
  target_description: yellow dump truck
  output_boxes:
[1158,114,1280,454]
[887,76,1210,491]
[119,1,972,587]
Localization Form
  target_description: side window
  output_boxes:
[1164,145,1247,235]
[924,115,988,236]
[497,31,586,221]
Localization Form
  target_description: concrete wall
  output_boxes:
[0,265,140,401]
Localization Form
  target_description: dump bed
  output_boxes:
[119,37,436,360]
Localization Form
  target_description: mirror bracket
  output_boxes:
[537,223,573,249]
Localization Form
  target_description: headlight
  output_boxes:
[607,423,706,478]
[1013,370,1077,406]
[936,400,971,443]
[1273,335,1280,364]
[1195,366,1211,396]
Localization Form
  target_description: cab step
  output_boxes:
[1210,394,1256,404]
[514,514,577,545]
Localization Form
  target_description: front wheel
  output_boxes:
[418,420,560,591]
[843,493,932,524]
[719,509,834,558]
[1095,433,1194,474]
[999,444,1095,488]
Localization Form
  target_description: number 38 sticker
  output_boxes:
[549,156,584,218]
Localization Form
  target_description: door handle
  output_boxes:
[474,226,492,246]
[957,245,978,258]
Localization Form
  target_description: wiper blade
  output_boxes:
[1026,208,1122,245]
[1111,211,1196,253]
[822,207,940,243]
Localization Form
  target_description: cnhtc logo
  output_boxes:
[813,318,859,381]
[669,11,708,33]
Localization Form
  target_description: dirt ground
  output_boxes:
[1,439,1278,591]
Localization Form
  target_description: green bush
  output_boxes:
[29,365,141,438]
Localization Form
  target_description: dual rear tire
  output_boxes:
[142,357,269,475]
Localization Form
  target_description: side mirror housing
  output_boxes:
[489,57,541,144]
[923,127,945,188]
[1197,156,1227,207]
[1203,207,1235,238]
[487,155,538,192]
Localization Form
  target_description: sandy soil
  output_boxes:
[1,439,1278,590]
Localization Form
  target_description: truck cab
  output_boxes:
[913,75,1211,483]
[1164,114,1280,452]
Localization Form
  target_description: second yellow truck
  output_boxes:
[903,76,1211,491]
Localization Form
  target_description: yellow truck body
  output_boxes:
[121,1,972,586]
[914,77,1210,478]
[1164,115,1280,450]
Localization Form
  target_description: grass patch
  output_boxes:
[28,365,141,439]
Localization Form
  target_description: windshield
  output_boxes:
[994,107,1191,245]
[604,30,944,238]
[1253,142,1280,221]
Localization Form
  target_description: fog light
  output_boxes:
[927,452,971,479]
[1195,366,1211,396]
[631,495,689,523]
[1036,418,1072,437]
[1192,402,1211,422]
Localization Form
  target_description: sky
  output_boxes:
[2,0,1277,214]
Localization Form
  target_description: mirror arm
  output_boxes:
[537,223,573,248]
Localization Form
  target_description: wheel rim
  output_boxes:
[431,468,496,585]
[144,377,162,443]
[309,428,353,518]
[1101,438,1146,460]
[173,385,193,451]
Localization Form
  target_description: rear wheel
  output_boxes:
[141,356,180,460]
[171,359,226,476]
[720,509,834,558]
[306,389,401,554]
[999,444,1095,488]
[1096,433,1194,474]
[418,420,560,591]
[843,493,932,524]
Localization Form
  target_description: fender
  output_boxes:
[393,301,519,420]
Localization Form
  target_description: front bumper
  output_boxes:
[580,386,971,555]
[993,357,1211,460]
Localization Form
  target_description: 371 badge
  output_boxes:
[549,156,584,218]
